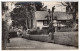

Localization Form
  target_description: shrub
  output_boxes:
[27,28,43,35]
[27,29,37,35]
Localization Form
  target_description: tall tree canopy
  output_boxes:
[60,2,78,23]
[15,2,43,11]
[10,5,27,28]
[60,2,78,29]
[11,2,43,29]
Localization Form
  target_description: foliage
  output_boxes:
[11,5,28,30]
[11,2,43,29]
[27,28,43,35]
[15,2,43,11]
[62,2,78,13]
[61,2,78,20]
[34,2,43,11]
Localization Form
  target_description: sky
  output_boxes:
[6,2,66,12]
[42,2,66,12]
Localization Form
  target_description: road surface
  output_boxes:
[6,37,77,50]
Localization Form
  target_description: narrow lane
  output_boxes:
[6,37,77,50]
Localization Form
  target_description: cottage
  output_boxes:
[53,12,73,32]
[35,11,73,32]
[35,11,49,30]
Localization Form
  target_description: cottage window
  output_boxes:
[43,21,48,26]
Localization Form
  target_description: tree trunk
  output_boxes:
[2,20,9,50]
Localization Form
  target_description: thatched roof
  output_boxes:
[35,11,73,20]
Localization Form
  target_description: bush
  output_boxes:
[42,27,49,34]
[29,35,50,42]
[27,28,43,35]
[28,29,37,34]
[58,27,72,32]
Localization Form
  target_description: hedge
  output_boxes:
[54,32,78,47]
[22,32,78,47]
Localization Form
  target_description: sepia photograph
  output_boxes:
[2,1,78,50]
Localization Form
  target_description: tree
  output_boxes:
[60,2,78,28]
[11,7,26,27]
[34,2,43,11]
[15,2,43,11]
[61,2,78,20]
[2,2,9,50]
[11,2,41,29]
